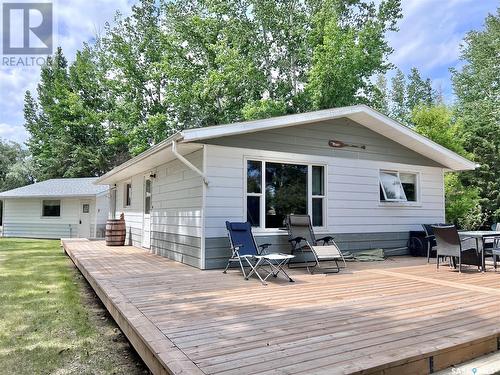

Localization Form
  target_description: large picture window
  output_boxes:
[246,160,326,229]
[42,200,61,217]
[379,170,418,202]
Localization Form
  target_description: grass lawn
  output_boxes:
[0,238,149,375]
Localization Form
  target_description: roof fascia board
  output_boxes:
[0,194,99,199]
[182,106,358,142]
[350,107,476,170]
[95,132,183,185]
[182,104,475,171]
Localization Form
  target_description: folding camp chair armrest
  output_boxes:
[316,236,334,244]
[460,237,473,242]
[258,243,272,254]
[234,243,244,250]
[288,236,306,245]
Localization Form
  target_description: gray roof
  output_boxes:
[0,178,108,198]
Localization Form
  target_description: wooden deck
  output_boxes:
[62,239,500,375]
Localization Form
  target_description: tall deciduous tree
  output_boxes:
[389,68,406,121]
[306,0,401,109]
[25,0,403,171]
[0,139,33,192]
[452,9,500,224]
[373,73,389,114]
[411,105,484,229]
[25,47,115,179]
[406,67,433,110]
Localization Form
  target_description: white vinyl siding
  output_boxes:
[114,150,204,268]
[2,197,98,239]
[204,144,445,238]
[115,174,144,247]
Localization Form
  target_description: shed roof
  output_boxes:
[0,178,108,198]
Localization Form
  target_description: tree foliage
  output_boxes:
[452,9,500,224]
[0,139,33,192]
[411,105,483,228]
[388,67,434,124]
[25,47,118,180]
[25,0,403,170]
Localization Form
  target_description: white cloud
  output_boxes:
[0,123,28,143]
[0,0,133,143]
[386,0,497,101]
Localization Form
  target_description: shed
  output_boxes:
[0,178,110,239]
[95,105,476,269]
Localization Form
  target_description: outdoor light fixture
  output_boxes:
[149,173,157,179]
[328,139,366,150]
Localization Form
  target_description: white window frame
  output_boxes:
[41,199,62,218]
[244,157,328,233]
[379,169,420,204]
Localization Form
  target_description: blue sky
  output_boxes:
[0,0,497,144]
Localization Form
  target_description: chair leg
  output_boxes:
[494,254,497,270]
[427,242,431,263]
[436,255,439,270]
[223,260,231,274]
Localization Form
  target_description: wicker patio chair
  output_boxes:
[432,225,481,273]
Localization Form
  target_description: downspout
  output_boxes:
[171,140,209,185]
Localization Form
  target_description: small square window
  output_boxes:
[42,200,61,217]
[82,204,90,213]
[379,171,417,202]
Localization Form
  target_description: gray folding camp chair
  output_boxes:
[223,221,295,285]
[285,214,346,274]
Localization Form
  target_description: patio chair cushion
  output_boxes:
[228,222,250,231]
[257,253,295,261]
[288,215,311,227]
[225,221,258,256]
[311,245,343,260]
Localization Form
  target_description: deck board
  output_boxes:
[62,239,500,375]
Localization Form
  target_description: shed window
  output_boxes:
[42,200,61,217]
[379,170,418,202]
[125,183,132,207]
[246,160,326,229]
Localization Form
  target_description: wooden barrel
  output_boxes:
[105,219,126,246]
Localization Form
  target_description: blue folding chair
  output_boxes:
[223,221,295,285]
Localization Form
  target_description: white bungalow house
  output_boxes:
[95,105,476,269]
[0,178,109,239]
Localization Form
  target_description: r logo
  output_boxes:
[2,2,53,54]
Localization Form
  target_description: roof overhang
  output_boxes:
[0,194,98,199]
[181,105,476,171]
[95,134,204,185]
[95,105,476,185]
